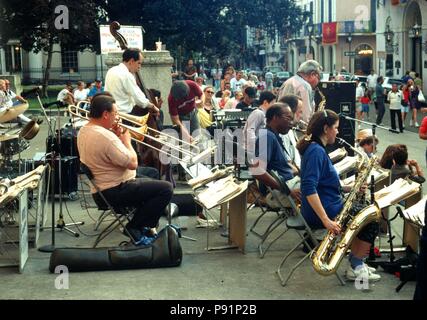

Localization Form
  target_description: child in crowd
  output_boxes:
[360,91,371,121]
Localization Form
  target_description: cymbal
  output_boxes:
[0,103,29,123]
[0,134,19,142]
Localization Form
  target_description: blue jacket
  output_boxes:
[301,143,343,227]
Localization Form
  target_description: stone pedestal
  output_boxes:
[105,50,174,125]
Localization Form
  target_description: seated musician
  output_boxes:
[297,110,381,281]
[250,103,301,208]
[278,94,304,173]
[356,129,379,158]
[243,91,276,154]
[77,93,173,244]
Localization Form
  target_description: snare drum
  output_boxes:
[0,136,30,156]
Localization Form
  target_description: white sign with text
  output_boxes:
[99,25,143,54]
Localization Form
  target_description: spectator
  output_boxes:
[57,82,75,106]
[375,76,386,125]
[183,59,198,81]
[236,86,257,110]
[88,79,105,101]
[387,83,404,133]
[401,83,410,128]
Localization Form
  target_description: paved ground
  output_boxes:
[0,109,425,301]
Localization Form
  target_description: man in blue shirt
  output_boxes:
[87,79,104,101]
[251,103,301,205]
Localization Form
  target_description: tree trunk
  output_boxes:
[42,37,54,98]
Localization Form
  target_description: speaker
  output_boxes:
[317,81,356,155]
[46,156,79,196]
[46,128,79,158]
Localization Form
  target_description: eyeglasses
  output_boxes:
[313,72,321,80]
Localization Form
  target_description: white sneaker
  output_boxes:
[410,119,414,126]
[345,265,381,282]
[415,122,420,128]
[363,263,377,274]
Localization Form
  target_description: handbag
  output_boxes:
[418,90,426,103]
[401,99,408,107]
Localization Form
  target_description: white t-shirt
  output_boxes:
[356,85,364,102]
[367,74,378,89]
[388,90,403,110]
[230,78,247,93]
[57,89,71,102]
[74,88,89,103]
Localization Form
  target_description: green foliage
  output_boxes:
[0,0,105,53]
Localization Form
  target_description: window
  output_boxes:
[61,48,78,73]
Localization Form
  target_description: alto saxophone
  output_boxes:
[311,138,381,276]
[316,88,326,112]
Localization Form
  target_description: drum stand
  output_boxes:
[37,95,83,253]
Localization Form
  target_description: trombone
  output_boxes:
[68,102,215,164]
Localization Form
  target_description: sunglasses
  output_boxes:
[206,91,214,94]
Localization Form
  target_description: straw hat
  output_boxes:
[356,129,373,141]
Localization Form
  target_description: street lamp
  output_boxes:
[307,23,314,59]
[412,23,421,38]
[384,25,394,43]
[346,32,353,73]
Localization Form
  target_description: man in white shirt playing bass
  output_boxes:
[105,48,159,116]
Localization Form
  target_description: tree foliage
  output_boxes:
[102,0,308,66]
[0,0,105,93]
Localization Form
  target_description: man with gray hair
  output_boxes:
[278,60,322,123]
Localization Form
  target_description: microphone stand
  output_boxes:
[38,95,83,253]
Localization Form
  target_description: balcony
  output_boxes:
[300,20,376,37]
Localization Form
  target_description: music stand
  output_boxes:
[37,94,84,253]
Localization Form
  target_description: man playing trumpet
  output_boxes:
[77,93,173,244]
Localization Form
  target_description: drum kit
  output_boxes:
[0,103,40,177]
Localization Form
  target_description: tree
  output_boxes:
[102,0,307,69]
[0,0,106,95]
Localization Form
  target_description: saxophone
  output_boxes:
[316,88,326,112]
[311,138,381,276]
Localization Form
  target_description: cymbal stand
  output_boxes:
[37,94,83,253]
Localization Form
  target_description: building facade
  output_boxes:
[287,0,377,76]
[376,0,427,92]
[0,41,105,86]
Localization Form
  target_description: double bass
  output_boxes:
[109,21,166,177]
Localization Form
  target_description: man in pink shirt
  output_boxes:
[78,93,173,244]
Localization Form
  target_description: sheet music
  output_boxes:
[375,178,421,209]
[334,156,357,176]
[328,147,347,163]
[341,167,389,186]
[196,177,248,210]
[402,195,427,227]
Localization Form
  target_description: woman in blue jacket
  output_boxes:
[297,110,381,282]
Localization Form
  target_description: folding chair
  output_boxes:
[275,188,346,287]
[80,163,137,248]
[249,170,301,258]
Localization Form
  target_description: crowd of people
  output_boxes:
[354,69,426,130]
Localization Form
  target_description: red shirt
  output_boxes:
[420,116,427,135]
[168,80,202,116]
[360,96,370,104]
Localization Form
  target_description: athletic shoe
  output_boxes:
[415,122,420,128]
[410,119,414,126]
[345,265,381,282]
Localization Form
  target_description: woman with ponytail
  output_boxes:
[297,110,381,282]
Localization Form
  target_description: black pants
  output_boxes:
[390,109,403,132]
[97,179,173,229]
[376,101,385,125]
